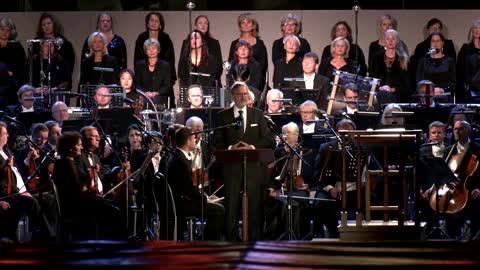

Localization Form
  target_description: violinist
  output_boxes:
[167,126,225,240]
[185,116,210,193]
[15,123,49,191]
[0,122,44,241]
[52,131,124,240]
[426,120,480,239]
[76,126,106,196]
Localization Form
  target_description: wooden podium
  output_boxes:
[215,148,274,241]
[337,129,423,241]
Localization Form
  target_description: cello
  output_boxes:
[429,147,479,215]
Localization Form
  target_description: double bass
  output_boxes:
[429,147,479,215]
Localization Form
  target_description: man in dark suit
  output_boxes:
[213,82,275,241]
[0,122,43,241]
[4,84,42,118]
[167,126,224,240]
[436,120,480,239]
[288,52,330,111]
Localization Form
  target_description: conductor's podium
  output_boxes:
[336,129,424,241]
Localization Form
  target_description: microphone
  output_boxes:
[26,39,43,43]
[54,37,63,48]
[305,119,326,124]
[52,91,87,97]
[132,114,146,127]
[223,61,231,71]
[341,112,352,120]
[264,115,278,130]
[186,1,196,9]
[3,115,22,124]
[123,97,135,104]
[271,99,292,103]
[283,77,305,82]
[420,141,440,147]
[190,72,210,77]
[93,67,114,73]
[23,97,44,101]
[427,48,439,55]
[102,93,124,97]
[352,0,361,13]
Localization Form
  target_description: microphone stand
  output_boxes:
[321,114,354,159]
[353,0,361,83]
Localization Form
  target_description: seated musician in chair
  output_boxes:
[186,84,204,109]
[167,127,225,240]
[312,119,360,238]
[425,120,480,239]
[93,85,112,110]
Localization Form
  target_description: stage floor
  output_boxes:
[2,239,480,269]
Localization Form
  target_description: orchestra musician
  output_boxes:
[0,121,46,242]
[425,120,480,239]
[118,68,148,109]
[298,100,327,135]
[52,131,124,239]
[312,119,359,238]
[93,85,111,109]
[51,101,69,127]
[288,52,330,111]
[265,89,284,114]
[167,126,225,240]
[4,84,43,118]
[186,84,204,109]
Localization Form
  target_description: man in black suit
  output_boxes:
[433,120,480,239]
[167,126,224,240]
[4,84,42,118]
[214,82,275,241]
[288,52,330,111]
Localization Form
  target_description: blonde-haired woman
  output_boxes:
[227,13,268,90]
[79,32,119,86]
[369,29,409,102]
[318,37,356,83]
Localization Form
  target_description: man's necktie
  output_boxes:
[238,110,244,133]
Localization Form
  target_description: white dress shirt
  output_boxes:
[303,73,315,90]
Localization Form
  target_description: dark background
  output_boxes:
[3,0,480,11]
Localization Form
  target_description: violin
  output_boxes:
[192,151,216,190]
[281,144,309,191]
[3,154,14,196]
[26,143,40,190]
[113,146,130,204]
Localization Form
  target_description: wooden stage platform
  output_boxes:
[2,239,480,269]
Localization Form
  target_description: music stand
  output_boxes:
[79,85,124,108]
[280,88,321,107]
[177,107,225,129]
[179,86,221,108]
[266,113,302,130]
[95,107,135,141]
[17,111,53,132]
[215,148,274,242]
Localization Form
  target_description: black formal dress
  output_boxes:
[456,42,480,102]
[272,36,311,64]
[318,57,357,83]
[81,34,128,71]
[133,31,176,83]
[180,36,223,83]
[286,73,331,111]
[416,55,456,97]
[213,106,275,241]
[32,34,75,77]
[272,55,303,89]
[167,148,224,240]
[226,60,263,91]
[134,59,174,108]
[31,56,72,91]
[177,53,219,88]
[0,41,27,107]
[321,43,367,76]
[79,54,119,86]
[52,157,123,239]
[228,38,268,90]
[369,51,409,102]
[368,39,408,72]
